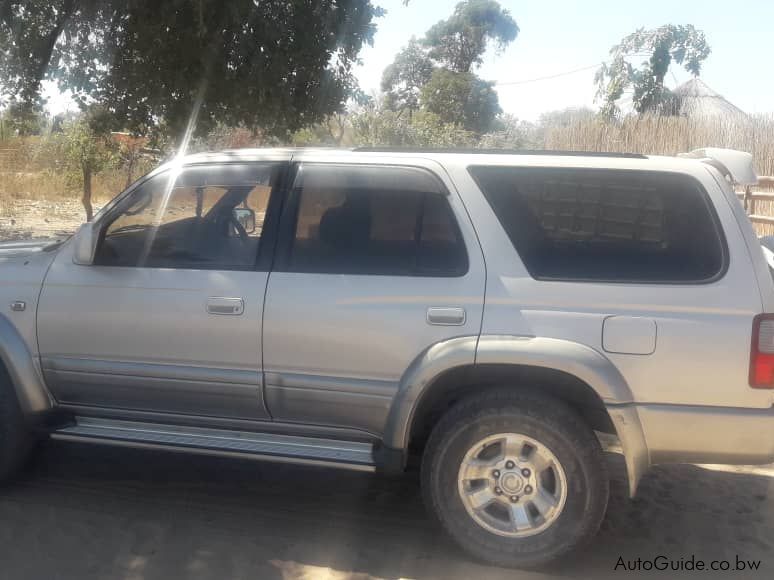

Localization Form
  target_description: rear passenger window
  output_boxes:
[470,166,725,283]
[286,165,468,276]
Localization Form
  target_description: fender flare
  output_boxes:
[382,334,649,495]
[0,314,53,415]
[382,335,478,450]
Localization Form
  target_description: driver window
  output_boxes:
[95,163,279,270]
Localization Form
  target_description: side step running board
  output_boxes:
[52,417,376,472]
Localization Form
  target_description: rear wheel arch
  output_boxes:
[386,335,634,451]
[407,363,616,455]
[383,335,647,495]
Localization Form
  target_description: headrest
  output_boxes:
[319,197,372,250]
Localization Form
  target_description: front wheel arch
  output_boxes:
[0,314,53,416]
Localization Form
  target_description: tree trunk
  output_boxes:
[195,186,204,218]
[82,166,93,222]
[125,156,136,188]
[27,0,76,100]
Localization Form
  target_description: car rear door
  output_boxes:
[261,154,486,436]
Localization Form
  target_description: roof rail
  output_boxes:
[352,147,647,159]
[678,148,758,186]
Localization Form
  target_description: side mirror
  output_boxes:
[72,222,99,265]
[232,207,256,234]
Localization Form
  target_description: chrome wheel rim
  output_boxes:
[457,433,568,538]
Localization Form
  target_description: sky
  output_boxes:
[44,0,772,122]
[354,0,774,121]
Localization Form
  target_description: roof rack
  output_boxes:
[352,147,647,159]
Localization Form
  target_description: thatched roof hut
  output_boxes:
[673,78,747,120]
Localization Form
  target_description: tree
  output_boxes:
[58,116,114,221]
[112,133,151,188]
[538,107,597,129]
[350,105,414,146]
[478,115,539,149]
[292,113,351,146]
[381,38,435,115]
[379,0,517,137]
[423,0,518,73]
[408,110,474,147]
[349,100,472,147]
[195,125,267,152]
[0,99,48,137]
[595,25,711,117]
[421,69,500,133]
[0,1,80,104]
[0,1,383,144]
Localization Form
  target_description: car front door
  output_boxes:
[262,157,486,437]
[37,160,286,420]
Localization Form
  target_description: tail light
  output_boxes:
[750,314,774,388]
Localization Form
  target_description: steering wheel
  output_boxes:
[228,213,250,245]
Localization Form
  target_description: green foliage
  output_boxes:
[0,99,48,137]
[294,0,523,150]
[349,101,473,147]
[423,0,518,73]
[291,113,350,146]
[377,0,516,138]
[477,115,539,149]
[349,106,413,146]
[595,25,711,117]
[421,69,500,133]
[0,0,84,104]
[409,110,475,147]
[381,38,435,114]
[57,120,112,178]
[0,0,383,143]
[52,112,115,220]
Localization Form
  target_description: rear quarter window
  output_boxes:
[469,166,726,283]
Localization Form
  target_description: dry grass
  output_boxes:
[543,114,774,175]
[0,170,120,218]
[0,137,131,238]
[4,116,774,234]
[0,136,133,219]
[543,114,774,235]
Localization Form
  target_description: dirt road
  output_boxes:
[0,442,771,580]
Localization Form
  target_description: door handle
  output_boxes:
[206,297,244,316]
[427,307,466,326]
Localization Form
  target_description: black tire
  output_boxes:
[421,389,609,569]
[0,366,33,483]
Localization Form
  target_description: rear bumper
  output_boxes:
[606,402,774,496]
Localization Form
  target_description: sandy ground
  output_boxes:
[0,198,98,242]
[0,443,772,580]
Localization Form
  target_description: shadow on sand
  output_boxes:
[0,442,771,579]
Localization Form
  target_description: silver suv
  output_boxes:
[1,147,773,568]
